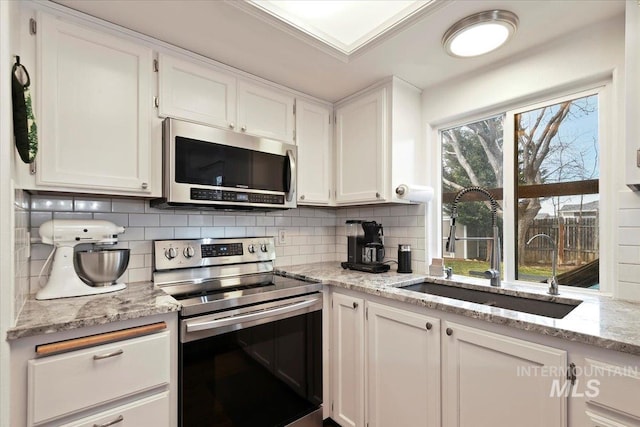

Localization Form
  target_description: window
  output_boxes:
[441,91,600,289]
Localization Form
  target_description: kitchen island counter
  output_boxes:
[278,262,640,356]
[6,282,180,340]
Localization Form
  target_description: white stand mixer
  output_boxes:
[36,219,127,300]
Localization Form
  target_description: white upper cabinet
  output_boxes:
[335,87,386,204]
[157,55,295,143]
[334,77,423,206]
[626,1,640,190]
[158,53,236,130]
[237,79,295,143]
[37,13,154,196]
[295,99,332,205]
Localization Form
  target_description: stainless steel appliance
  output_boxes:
[153,237,322,427]
[341,220,390,273]
[152,118,297,210]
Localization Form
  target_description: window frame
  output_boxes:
[432,81,612,294]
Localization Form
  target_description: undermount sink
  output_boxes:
[400,283,581,319]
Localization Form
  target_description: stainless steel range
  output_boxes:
[153,237,323,427]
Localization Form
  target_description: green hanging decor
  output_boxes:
[12,57,38,164]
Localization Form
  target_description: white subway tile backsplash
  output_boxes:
[236,216,256,226]
[214,216,236,227]
[619,245,640,264]
[31,195,74,211]
[30,211,52,227]
[618,228,640,246]
[118,227,145,241]
[53,212,93,220]
[74,198,112,212]
[145,227,174,240]
[201,227,226,238]
[160,214,188,227]
[128,254,145,269]
[129,240,152,255]
[94,213,129,226]
[246,227,267,237]
[224,227,246,237]
[174,227,201,239]
[618,209,640,227]
[130,213,160,227]
[257,216,275,226]
[188,215,212,227]
[274,216,292,227]
[112,199,145,213]
[128,267,152,283]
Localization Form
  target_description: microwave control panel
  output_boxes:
[190,188,285,205]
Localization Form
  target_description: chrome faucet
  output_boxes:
[446,186,501,287]
[526,233,559,295]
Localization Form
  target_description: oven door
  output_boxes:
[164,118,296,209]
[179,293,323,427]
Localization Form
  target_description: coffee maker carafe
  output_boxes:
[341,220,390,273]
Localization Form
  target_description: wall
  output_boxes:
[421,15,629,297]
[28,195,339,292]
[14,190,30,314]
[335,203,427,274]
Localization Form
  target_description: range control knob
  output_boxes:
[183,246,195,258]
[164,247,178,260]
[247,244,256,254]
[260,243,268,253]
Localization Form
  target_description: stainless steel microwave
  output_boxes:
[152,118,296,210]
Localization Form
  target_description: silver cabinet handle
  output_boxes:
[300,194,305,200]
[141,182,148,190]
[94,415,124,427]
[446,328,453,336]
[375,192,381,198]
[426,322,433,330]
[352,302,358,309]
[229,122,235,129]
[241,125,247,132]
[93,349,123,360]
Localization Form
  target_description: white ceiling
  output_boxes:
[54,0,624,103]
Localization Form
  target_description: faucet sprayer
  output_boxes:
[526,233,560,295]
[446,186,501,287]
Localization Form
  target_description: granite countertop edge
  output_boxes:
[6,282,181,341]
[277,262,640,357]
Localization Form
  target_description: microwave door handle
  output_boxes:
[285,149,295,202]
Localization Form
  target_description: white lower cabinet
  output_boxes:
[59,392,170,427]
[366,302,440,427]
[329,290,570,427]
[331,293,365,427]
[441,321,567,427]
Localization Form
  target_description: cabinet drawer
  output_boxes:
[584,358,640,419]
[28,332,170,425]
[59,391,170,427]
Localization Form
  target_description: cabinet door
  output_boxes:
[38,13,153,194]
[158,54,236,130]
[59,392,170,427]
[237,80,295,143]
[295,100,332,205]
[442,322,567,427]
[366,302,440,427]
[331,293,365,427]
[335,88,387,204]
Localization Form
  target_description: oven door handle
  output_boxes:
[185,296,320,333]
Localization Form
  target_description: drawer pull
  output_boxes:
[93,349,124,360]
[94,415,124,427]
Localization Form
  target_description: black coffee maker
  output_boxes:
[341,220,390,273]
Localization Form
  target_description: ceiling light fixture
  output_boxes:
[442,10,518,58]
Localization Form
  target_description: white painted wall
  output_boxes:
[421,15,629,298]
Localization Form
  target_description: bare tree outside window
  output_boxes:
[441,94,599,288]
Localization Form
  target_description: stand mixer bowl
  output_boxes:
[74,249,130,287]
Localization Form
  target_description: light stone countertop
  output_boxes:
[6,281,180,340]
[276,262,640,356]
